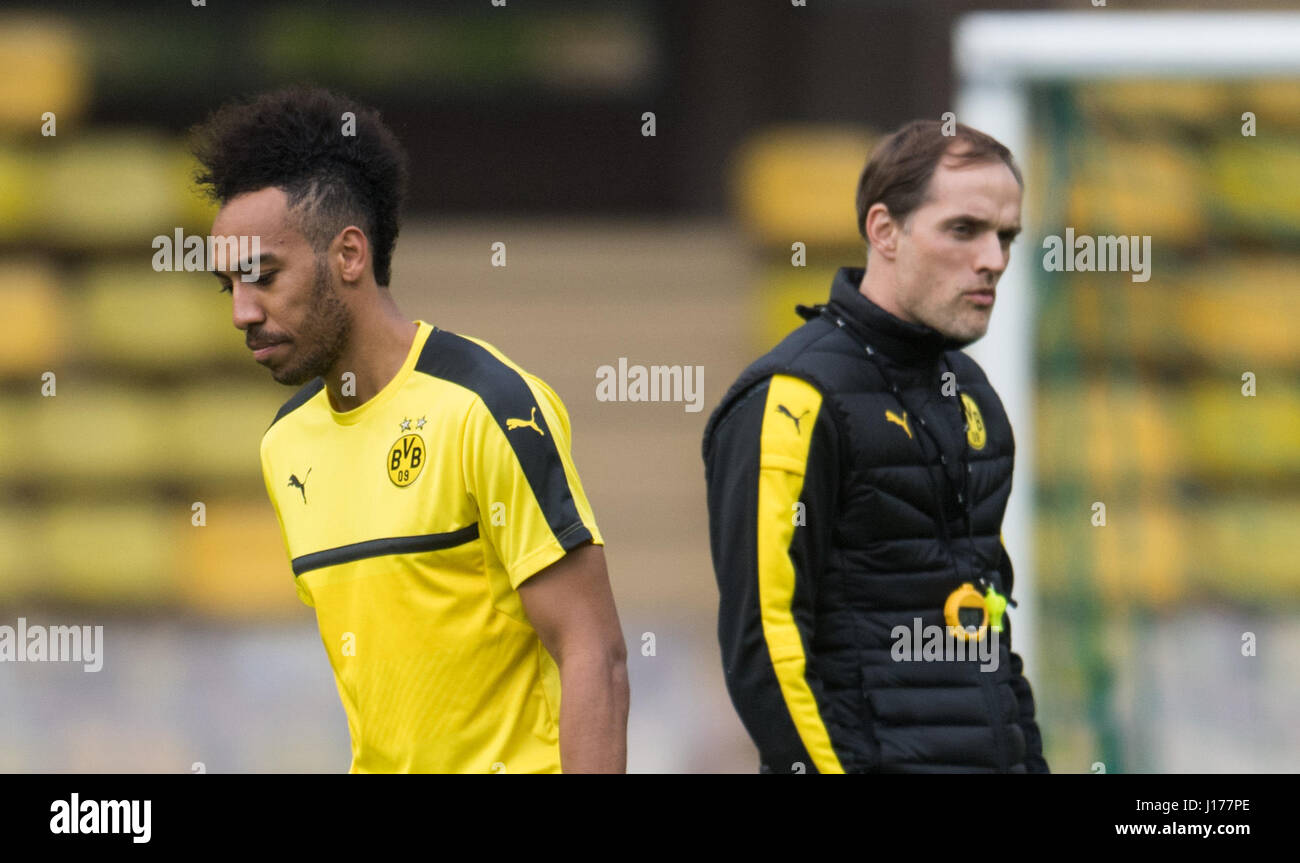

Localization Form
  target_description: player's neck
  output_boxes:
[324,305,419,413]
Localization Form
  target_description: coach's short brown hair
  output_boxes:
[855,120,1022,242]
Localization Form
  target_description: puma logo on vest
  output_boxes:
[776,404,810,433]
[506,405,545,436]
[885,409,913,440]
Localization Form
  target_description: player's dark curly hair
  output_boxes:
[190,85,409,286]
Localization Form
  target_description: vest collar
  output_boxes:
[826,266,974,366]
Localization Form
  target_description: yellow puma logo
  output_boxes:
[506,405,545,436]
[885,409,913,440]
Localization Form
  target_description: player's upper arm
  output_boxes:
[517,542,622,664]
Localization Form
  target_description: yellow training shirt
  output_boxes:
[260,320,603,773]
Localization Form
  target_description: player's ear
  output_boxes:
[333,226,370,284]
[864,202,900,261]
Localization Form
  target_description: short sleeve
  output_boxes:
[461,375,603,589]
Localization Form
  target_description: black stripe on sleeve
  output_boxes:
[414,329,591,551]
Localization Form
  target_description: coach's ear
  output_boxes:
[863,202,901,262]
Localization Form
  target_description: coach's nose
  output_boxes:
[974,231,1009,278]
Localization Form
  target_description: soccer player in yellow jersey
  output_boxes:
[191,86,628,773]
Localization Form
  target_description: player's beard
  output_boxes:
[272,255,353,386]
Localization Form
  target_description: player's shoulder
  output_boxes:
[415,328,565,420]
[263,376,325,437]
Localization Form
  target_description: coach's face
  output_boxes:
[892,154,1022,343]
[211,187,351,386]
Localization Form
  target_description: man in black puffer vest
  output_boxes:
[703,120,1048,773]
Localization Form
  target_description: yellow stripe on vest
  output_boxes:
[757,374,844,774]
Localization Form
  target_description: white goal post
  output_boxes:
[953,10,1300,680]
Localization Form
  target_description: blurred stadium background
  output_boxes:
[1,0,1297,772]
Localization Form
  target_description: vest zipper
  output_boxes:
[827,310,1018,769]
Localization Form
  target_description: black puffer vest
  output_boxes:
[703,267,1030,772]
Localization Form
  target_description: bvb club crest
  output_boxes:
[960,392,986,451]
[388,433,425,487]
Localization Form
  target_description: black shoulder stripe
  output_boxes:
[415,330,592,551]
[268,377,325,430]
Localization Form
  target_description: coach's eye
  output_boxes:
[952,224,972,236]
[217,282,232,294]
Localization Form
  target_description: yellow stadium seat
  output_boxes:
[1032,494,1300,609]
[1184,380,1300,477]
[0,260,65,373]
[1188,501,1300,602]
[1067,138,1207,244]
[755,266,839,351]
[1239,79,1300,131]
[0,507,41,599]
[1034,500,1186,608]
[35,133,184,246]
[1177,259,1300,368]
[27,388,169,483]
[1211,137,1300,234]
[0,16,88,130]
[1050,264,1300,371]
[1038,375,1300,484]
[167,386,286,483]
[79,263,245,367]
[1076,80,1231,125]
[731,125,877,248]
[40,503,174,603]
[173,497,304,618]
[0,145,41,239]
[1035,380,1183,487]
